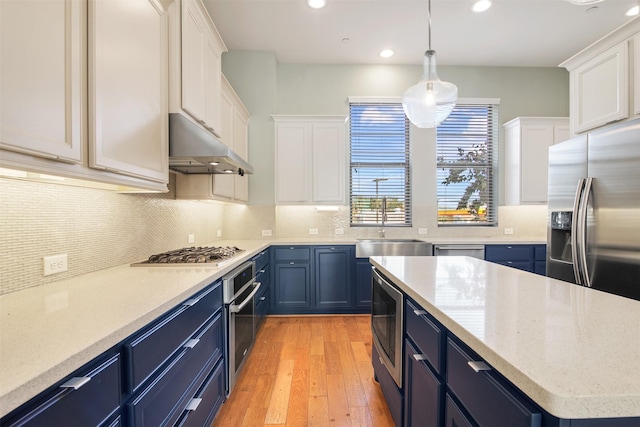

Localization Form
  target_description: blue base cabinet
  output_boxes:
[271,245,366,314]
[1,281,226,427]
[485,244,546,275]
[355,258,372,309]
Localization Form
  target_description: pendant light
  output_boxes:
[402,0,458,128]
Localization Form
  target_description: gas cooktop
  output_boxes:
[133,246,244,267]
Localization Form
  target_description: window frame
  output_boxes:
[348,97,412,228]
[436,98,499,227]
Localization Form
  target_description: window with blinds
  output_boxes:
[350,102,411,227]
[436,101,498,226]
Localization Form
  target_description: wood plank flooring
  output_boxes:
[212,316,395,427]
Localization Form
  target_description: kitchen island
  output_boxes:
[370,255,640,423]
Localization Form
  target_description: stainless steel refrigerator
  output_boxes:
[547,118,640,301]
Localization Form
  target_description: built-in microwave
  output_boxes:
[371,267,404,388]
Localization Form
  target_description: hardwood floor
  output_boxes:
[212,315,395,427]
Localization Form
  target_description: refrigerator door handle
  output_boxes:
[572,178,586,285]
[577,178,594,288]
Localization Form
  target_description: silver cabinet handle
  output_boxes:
[412,354,428,361]
[185,398,202,411]
[60,376,91,390]
[289,262,294,265]
[182,297,201,307]
[259,297,266,301]
[413,309,427,316]
[259,269,266,273]
[468,361,491,372]
[184,338,200,349]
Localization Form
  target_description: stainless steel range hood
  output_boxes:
[168,113,253,175]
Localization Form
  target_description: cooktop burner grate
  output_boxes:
[134,246,244,266]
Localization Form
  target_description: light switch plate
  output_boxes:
[504,228,514,235]
[335,228,344,235]
[418,228,428,235]
[188,234,195,243]
[262,229,273,237]
[309,228,319,235]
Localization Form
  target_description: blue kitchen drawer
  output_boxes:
[273,246,311,261]
[256,263,270,288]
[124,280,222,393]
[485,245,534,261]
[175,358,225,427]
[447,338,541,427]
[127,313,223,427]
[494,260,534,272]
[2,354,121,427]
[252,249,270,272]
[405,299,444,375]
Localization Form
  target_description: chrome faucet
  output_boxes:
[379,197,387,238]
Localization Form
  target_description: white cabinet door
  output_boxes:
[571,43,628,133]
[233,109,249,202]
[179,0,223,135]
[0,0,83,163]
[275,123,310,203]
[312,123,344,203]
[181,0,206,124]
[212,80,236,198]
[504,117,569,205]
[274,116,346,205]
[89,0,168,183]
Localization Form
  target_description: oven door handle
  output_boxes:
[230,282,261,313]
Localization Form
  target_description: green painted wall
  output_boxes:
[222,51,569,206]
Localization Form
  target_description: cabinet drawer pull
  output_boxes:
[468,361,491,372]
[182,297,201,307]
[184,338,200,349]
[259,296,266,301]
[413,309,428,316]
[185,398,202,411]
[289,247,295,250]
[412,353,428,361]
[289,262,294,265]
[60,376,91,390]
[259,269,266,273]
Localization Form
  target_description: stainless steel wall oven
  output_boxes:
[223,260,260,394]
[371,267,404,387]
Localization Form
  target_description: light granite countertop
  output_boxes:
[0,236,545,418]
[370,255,640,420]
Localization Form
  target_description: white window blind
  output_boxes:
[436,102,498,226]
[350,102,411,227]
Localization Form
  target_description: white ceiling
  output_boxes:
[202,0,639,67]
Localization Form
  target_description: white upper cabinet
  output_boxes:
[0,0,169,192]
[274,116,347,205]
[0,0,83,163]
[561,20,640,134]
[89,0,168,183]
[504,117,569,205]
[171,0,225,136]
[634,33,640,117]
[176,76,250,203]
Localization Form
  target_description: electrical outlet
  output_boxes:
[335,228,344,235]
[188,234,195,244]
[309,228,319,235]
[262,229,272,237]
[418,228,428,235]
[43,254,68,276]
[504,228,514,235]
[217,230,222,238]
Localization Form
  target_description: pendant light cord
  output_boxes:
[428,0,432,51]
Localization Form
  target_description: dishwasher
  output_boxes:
[433,244,485,259]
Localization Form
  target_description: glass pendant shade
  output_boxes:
[402,50,458,128]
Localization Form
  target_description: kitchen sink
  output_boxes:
[355,239,433,258]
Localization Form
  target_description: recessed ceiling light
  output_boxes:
[626,5,639,16]
[307,0,326,9]
[380,49,394,58]
[209,161,220,166]
[472,0,492,13]
[223,169,234,174]
[565,0,604,5]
